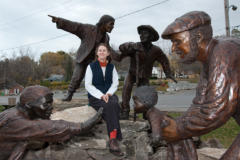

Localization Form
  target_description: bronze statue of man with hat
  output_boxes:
[0,85,102,160]
[118,25,176,119]
[141,11,240,159]
[48,14,117,102]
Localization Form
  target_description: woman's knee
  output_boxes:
[109,95,119,103]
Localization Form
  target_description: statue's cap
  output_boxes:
[20,85,52,106]
[161,11,211,39]
[137,25,159,42]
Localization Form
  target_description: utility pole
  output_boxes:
[224,0,237,37]
[224,0,230,37]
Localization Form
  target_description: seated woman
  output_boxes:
[85,43,123,157]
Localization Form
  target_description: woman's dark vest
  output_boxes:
[88,61,114,98]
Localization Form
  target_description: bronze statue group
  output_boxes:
[1,10,240,160]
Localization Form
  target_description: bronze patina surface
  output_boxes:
[0,85,102,160]
[133,11,240,159]
[48,14,116,101]
[117,25,176,119]
[133,86,197,160]
[161,11,240,159]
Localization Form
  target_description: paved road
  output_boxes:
[155,90,195,112]
[0,89,195,112]
[55,89,195,112]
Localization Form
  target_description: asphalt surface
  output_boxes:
[55,89,195,112]
[0,89,195,112]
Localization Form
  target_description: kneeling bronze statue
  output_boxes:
[0,85,103,160]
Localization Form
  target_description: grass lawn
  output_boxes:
[201,118,240,148]
[168,112,240,148]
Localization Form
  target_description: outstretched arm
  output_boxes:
[71,107,103,134]
[1,109,102,143]
[109,48,122,62]
[157,50,177,83]
[146,107,198,159]
[48,15,58,23]
[48,15,85,38]
[176,58,238,139]
[146,107,180,143]
[160,56,238,142]
[118,42,136,60]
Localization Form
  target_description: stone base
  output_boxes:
[197,148,226,160]
[51,105,97,123]
[53,98,89,111]
[24,105,227,160]
[24,120,151,160]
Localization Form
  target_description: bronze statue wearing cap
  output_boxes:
[143,11,240,159]
[117,25,176,119]
[0,85,102,160]
[48,14,117,101]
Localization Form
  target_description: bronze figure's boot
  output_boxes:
[120,103,130,120]
[62,92,73,101]
[109,139,124,157]
[120,110,129,120]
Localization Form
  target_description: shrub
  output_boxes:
[40,80,51,87]
[0,105,5,112]
[40,80,69,90]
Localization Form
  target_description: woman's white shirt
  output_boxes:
[85,65,119,99]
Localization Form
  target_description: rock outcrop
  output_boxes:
[23,100,226,160]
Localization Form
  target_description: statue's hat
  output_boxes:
[137,25,159,42]
[162,11,211,39]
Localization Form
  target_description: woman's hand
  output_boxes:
[101,94,109,103]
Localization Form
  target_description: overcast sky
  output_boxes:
[0,0,239,60]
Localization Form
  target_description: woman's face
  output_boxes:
[97,45,110,61]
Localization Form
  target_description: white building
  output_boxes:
[152,67,166,78]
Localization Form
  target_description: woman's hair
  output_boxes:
[95,43,112,62]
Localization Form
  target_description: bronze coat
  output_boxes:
[176,37,240,138]
[0,107,80,160]
[119,42,172,80]
[56,18,110,63]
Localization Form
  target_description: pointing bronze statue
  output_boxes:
[48,14,116,102]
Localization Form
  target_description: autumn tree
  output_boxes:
[39,51,73,81]
[0,49,39,87]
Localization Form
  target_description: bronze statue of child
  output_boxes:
[132,86,197,160]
